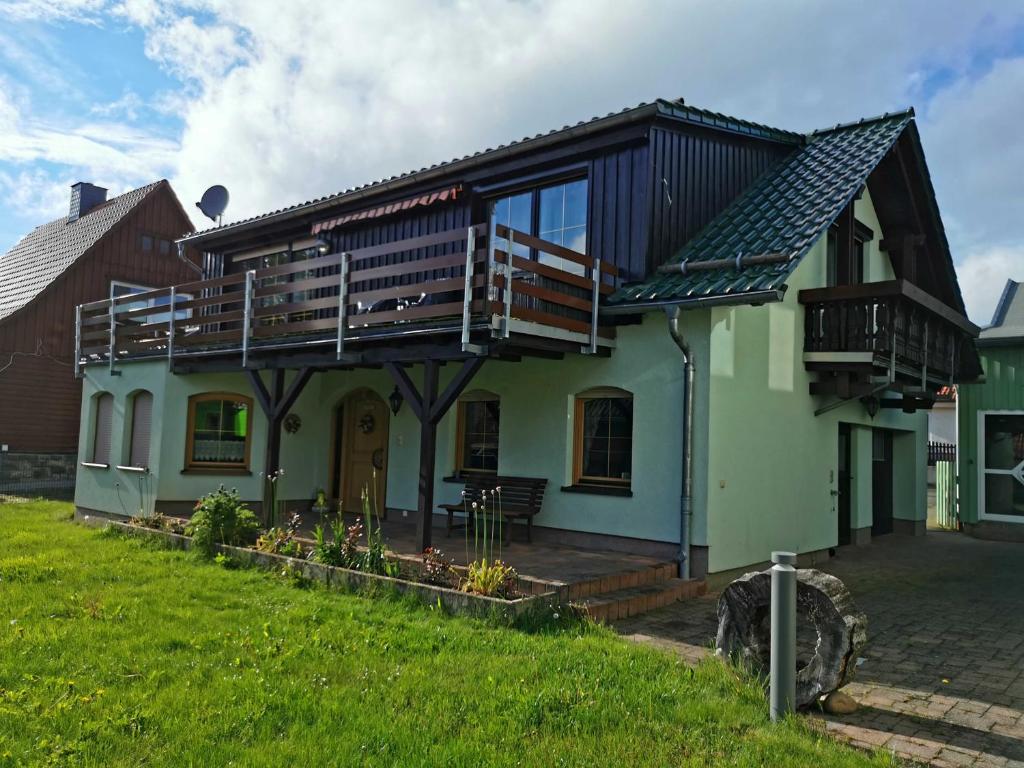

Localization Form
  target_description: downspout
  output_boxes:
[665,305,694,580]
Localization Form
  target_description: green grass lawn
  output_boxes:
[0,501,893,767]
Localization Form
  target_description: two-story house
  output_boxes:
[71,99,979,580]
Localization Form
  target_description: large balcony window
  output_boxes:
[489,178,588,275]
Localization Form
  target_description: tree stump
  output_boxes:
[714,568,867,708]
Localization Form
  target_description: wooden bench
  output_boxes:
[439,475,547,544]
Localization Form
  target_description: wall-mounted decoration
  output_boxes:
[358,412,376,434]
[283,413,302,434]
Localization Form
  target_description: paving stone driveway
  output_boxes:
[615,532,1024,767]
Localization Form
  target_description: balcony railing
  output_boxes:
[74,224,618,373]
[798,279,978,384]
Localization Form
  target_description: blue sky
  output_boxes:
[1,0,1022,322]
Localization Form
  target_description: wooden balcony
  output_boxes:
[75,223,618,373]
[798,280,979,403]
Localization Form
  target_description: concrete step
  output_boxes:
[564,562,679,601]
[580,577,707,623]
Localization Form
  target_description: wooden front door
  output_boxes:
[837,424,852,545]
[336,390,389,514]
[872,429,894,536]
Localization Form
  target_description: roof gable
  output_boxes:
[981,279,1024,342]
[608,111,913,306]
[0,181,163,322]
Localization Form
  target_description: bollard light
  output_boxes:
[770,550,797,721]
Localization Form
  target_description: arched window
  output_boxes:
[91,392,114,465]
[127,390,153,469]
[185,393,253,470]
[456,390,500,474]
[573,387,633,487]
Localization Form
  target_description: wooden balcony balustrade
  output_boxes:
[74,223,619,373]
[798,279,979,386]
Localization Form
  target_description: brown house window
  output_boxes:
[573,388,633,487]
[456,392,500,474]
[90,393,114,465]
[185,393,252,470]
[127,391,153,469]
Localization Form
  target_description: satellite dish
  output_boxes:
[196,185,229,224]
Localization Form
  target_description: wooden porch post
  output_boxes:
[246,367,315,525]
[418,360,439,550]
[385,356,485,552]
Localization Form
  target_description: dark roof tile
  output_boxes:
[0,181,163,322]
[608,111,913,306]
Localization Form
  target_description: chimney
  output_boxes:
[68,182,108,222]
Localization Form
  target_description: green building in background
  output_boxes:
[958,280,1024,541]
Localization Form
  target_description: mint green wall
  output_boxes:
[957,344,1024,524]
[858,189,896,283]
[849,426,874,529]
[704,190,926,573]
[75,312,711,546]
[76,365,169,517]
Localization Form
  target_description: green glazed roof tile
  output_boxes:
[609,111,913,307]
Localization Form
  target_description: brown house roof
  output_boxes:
[0,180,164,322]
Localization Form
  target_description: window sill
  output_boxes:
[560,484,633,498]
[116,465,149,473]
[180,467,252,476]
[443,472,499,483]
[80,462,109,470]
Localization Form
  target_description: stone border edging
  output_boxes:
[98,519,558,621]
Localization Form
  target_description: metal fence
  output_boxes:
[0,452,76,501]
[928,441,956,465]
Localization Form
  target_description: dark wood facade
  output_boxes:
[206,113,799,286]
[0,182,197,452]
[646,122,791,273]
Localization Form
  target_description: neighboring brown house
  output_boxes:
[0,180,197,465]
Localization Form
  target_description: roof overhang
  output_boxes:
[600,287,786,316]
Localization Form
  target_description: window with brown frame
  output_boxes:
[91,392,114,465]
[573,389,633,487]
[185,393,253,470]
[455,392,500,474]
[127,390,153,469]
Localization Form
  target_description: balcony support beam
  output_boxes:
[384,356,485,552]
[246,367,315,525]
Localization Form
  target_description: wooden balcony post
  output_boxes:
[502,231,514,338]
[167,286,176,369]
[461,226,483,354]
[242,269,255,368]
[107,286,120,377]
[336,252,349,360]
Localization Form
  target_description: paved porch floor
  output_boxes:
[615,532,1024,767]
[294,511,672,587]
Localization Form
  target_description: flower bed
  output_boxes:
[100,519,558,621]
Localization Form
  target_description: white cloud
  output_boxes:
[112,0,1022,231]
[0,168,69,221]
[0,0,108,24]
[956,246,1024,325]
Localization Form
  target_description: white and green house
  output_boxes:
[73,100,980,579]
